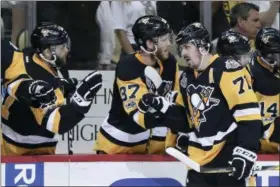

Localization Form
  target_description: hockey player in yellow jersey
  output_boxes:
[1,22,103,155]
[217,29,280,153]
[2,39,21,80]
[2,24,62,149]
[217,30,252,67]
[139,22,263,187]
[94,15,181,154]
[251,28,280,153]
[1,39,58,109]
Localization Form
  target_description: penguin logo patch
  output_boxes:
[187,84,220,131]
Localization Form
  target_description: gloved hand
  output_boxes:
[164,91,178,104]
[59,77,78,97]
[157,81,178,103]
[71,71,102,113]
[176,133,189,154]
[138,93,171,114]
[230,146,257,180]
[29,80,56,109]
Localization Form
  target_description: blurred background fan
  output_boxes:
[1,1,24,9]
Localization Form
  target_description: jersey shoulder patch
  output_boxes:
[224,59,242,70]
[212,57,244,85]
[213,56,243,72]
[180,67,193,89]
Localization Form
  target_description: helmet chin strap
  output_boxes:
[197,44,210,71]
[39,46,58,68]
[260,56,278,67]
[140,45,158,55]
[39,53,57,67]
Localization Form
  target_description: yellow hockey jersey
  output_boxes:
[249,55,280,153]
[94,52,180,154]
[2,49,84,155]
[164,55,262,167]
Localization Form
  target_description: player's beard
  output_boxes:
[156,48,169,61]
[54,56,67,69]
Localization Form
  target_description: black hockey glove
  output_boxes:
[138,93,171,114]
[157,81,178,103]
[70,71,102,114]
[230,146,257,180]
[164,91,178,104]
[59,77,78,97]
[176,133,189,154]
[29,80,56,109]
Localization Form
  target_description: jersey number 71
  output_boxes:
[232,76,252,95]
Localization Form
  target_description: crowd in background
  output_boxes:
[2,1,279,72]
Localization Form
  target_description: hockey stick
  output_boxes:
[58,70,75,155]
[166,147,279,173]
[67,128,74,155]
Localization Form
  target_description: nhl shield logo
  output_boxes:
[187,84,220,131]
[180,72,188,88]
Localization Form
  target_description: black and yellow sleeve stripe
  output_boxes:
[29,88,81,135]
[35,102,84,135]
[6,74,33,101]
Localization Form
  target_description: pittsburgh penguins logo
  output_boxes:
[187,84,220,131]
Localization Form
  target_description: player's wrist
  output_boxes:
[232,146,257,162]
[164,91,178,104]
[157,96,171,113]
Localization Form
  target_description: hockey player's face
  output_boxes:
[156,33,172,60]
[263,53,280,67]
[54,43,70,65]
[179,43,201,69]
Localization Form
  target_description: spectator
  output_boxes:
[230,2,261,40]
[212,1,243,40]
[212,2,261,54]
[250,1,279,30]
[213,1,279,44]
[111,1,157,61]
[96,1,116,70]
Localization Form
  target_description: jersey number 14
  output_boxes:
[259,102,278,118]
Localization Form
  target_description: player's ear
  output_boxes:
[199,47,208,56]
[146,39,155,51]
[42,48,53,59]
